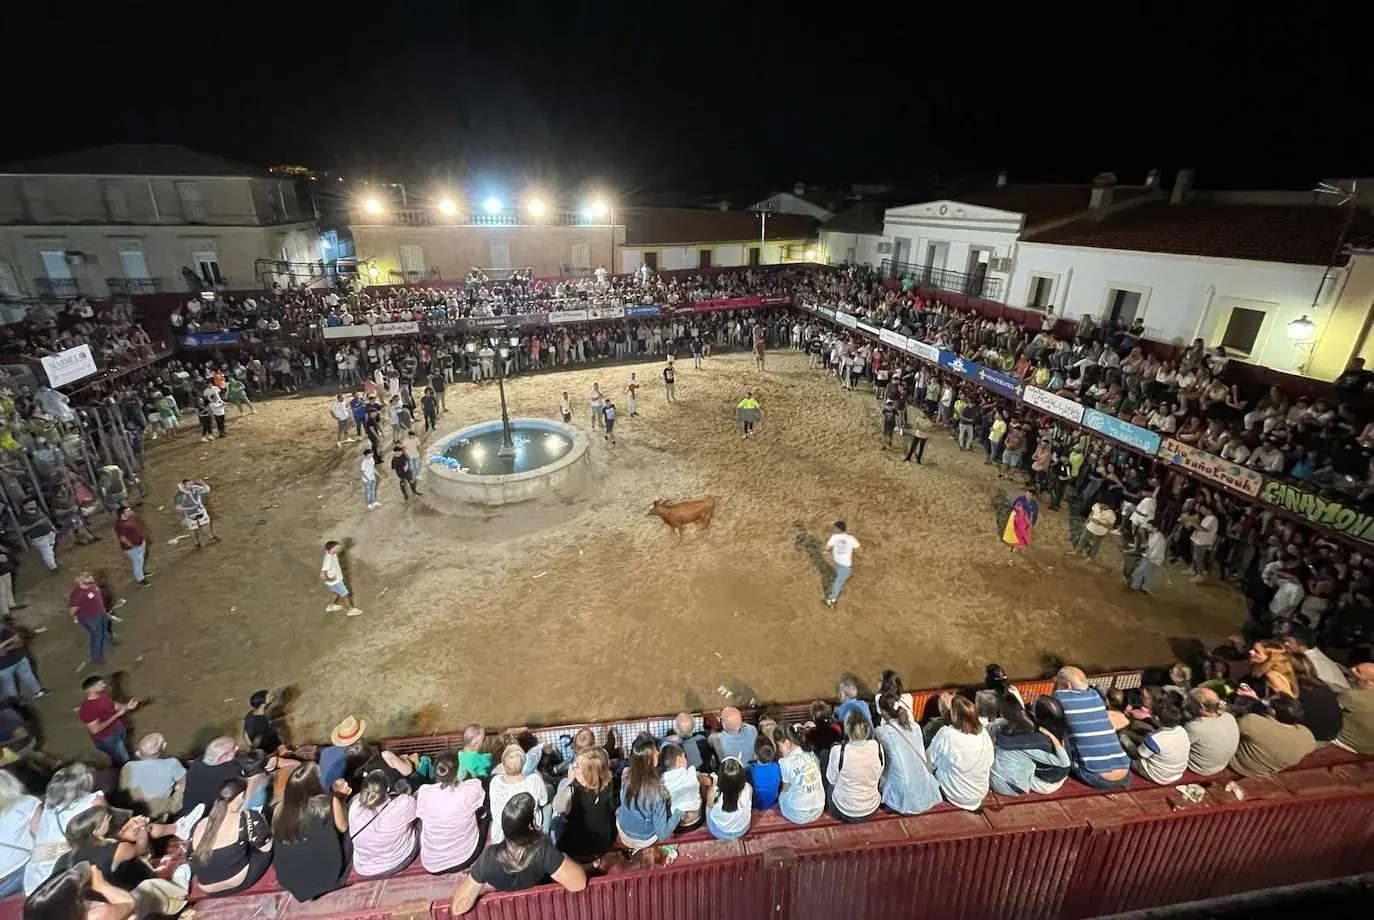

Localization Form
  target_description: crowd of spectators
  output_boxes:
[1,300,161,376]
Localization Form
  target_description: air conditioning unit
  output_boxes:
[876,241,893,255]
[989,256,1012,273]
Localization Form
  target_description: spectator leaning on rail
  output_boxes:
[1054,666,1132,790]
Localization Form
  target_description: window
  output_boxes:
[193,250,222,287]
[40,250,72,281]
[698,249,712,269]
[1028,275,1054,308]
[1106,288,1143,325]
[643,251,659,270]
[570,242,591,271]
[103,183,129,222]
[119,248,151,280]
[748,247,761,266]
[488,242,511,271]
[0,262,20,298]
[1220,307,1266,355]
[176,182,204,221]
[398,244,427,280]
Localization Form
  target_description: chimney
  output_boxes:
[1171,169,1195,205]
[793,182,806,196]
[1145,168,1161,188]
[1089,171,1117,218]
[996,170,1009,187]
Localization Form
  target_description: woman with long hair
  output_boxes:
[0,771,40,898]
[873,693,941,815]
[271,762,351,901]
[54,805,191,916]
[614,734,682,851]
[873,670,913,724]
[990,697,1071,796]
[24,765,104,895]
[347,769,418,878]
[774,723,825,825]
[415,752,484,874]
[450,794,586,915]
[187,778,273,895]
[554,749,616,864]
[1247,640,1298,699]
[486,745,548,846]
[1290,654,1344,743]
[24,861,135,920]
[927,696,994,811]
[704,757,752,841]
[824,711,884,823]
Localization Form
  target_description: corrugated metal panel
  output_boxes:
[1071,792,1374,917]
[786,825,1090,920]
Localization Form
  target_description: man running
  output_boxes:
[825,521,860,607]
[736,392,761,439]
[663,362,677,402]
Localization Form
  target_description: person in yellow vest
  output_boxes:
[736,393,761,439]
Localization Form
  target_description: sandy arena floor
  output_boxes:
[18,351,1246,758]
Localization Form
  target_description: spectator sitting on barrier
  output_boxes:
[926,694,993,811]
[615,734,682,853]
[703,756,751,841]
[1336,663,1374,753]
[554,748,615,866]
[269,762,352,902]
[348,769,418,879]
[450,792,587,915]
[412,752,484,875]
[1055,666,1132,790]
[659,712,711,770]
[801,701,842,756]
[24,860,137,920]
[1284,627,1351,689]
[1292,655,1344,743]
[990,696,1071,797]
[486,745,548,846]
[658,743,703,831]
[52,803,193,914]
[1246,641,1298,698]
[834,676,873,729]
[771,722,825,825]
[187,777,273,896]
[709,707,758,765]
[1183,688,1240,776]
[824,711,883,823]
[873,692,941,814]
[118,734,187,820]
[181,737,250,820]
[749,737,781,811]
[1130,692,1190,784]
[1229,693,1316,778]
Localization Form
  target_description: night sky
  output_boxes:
[5,5,1361,201]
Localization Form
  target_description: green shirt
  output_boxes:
[458,750,493,778]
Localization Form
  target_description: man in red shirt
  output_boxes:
[114,506,153,586]
[79,674,138,765]
[69,571,118,664]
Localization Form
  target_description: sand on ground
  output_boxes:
[17,351,1244,758]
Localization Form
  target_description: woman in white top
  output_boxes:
[486,745,548,844]
[24,764,104,895]
[873,669,914,724]
[824,712,884,822]
[0,772,41,898]
[926,696,994,812]
[704,757,752,840]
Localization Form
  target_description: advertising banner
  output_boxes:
[938,351,975,378]
[371,321,421,337]
[322,325,371,340]
[551,309,589,323]
[856,322,881,339]
[587,304,625,320]
[878,329,907,350]
[759,295,792,306]
[1159,438,1265,497]
[975,366,1026,401]
[515,312,549,327]
[1083,408,1162,455]
[818,307,836,320]
[626,304,661,318]
[181,331,240,347]
[905,339,940,364]
[1023,385,1086,423]
[40,344,99,386]
[693,296,762,312]
[1259,480,1374,545]
[835,311,858,329]
[468,316,510,329]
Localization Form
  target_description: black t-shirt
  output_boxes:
[182,759,247,816]
[471,838,565,892]
[54,842,153,892]
[663,367,675,383]
[0,628,24,669]
[1297,681,1344,743]
[243,712,281,754]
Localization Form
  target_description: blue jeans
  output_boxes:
[80,613,117,664]
[127,543,147,582]
[1129,559,1158,593]
[94,727,130,766]
[0,657,42,699]
[409,457,421,479]
[0,866,24,899]
[363,479,378,505]
[1073,764,1131,790]
[828,564,852,602]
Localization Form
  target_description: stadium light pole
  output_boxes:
[492,334,516,457]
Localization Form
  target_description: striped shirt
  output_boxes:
[1054,688,1129,774]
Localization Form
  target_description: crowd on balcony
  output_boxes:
[1,653,1370,914]
[1,299,161,375]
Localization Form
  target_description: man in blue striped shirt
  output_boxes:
[1053,666,1132,790]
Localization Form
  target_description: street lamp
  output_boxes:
[526,197,547,218]
[1287,314,1316,343]
[363,198,383,216]
[438,198,458,217]
[492,334,516,457]
[483,196,503,215]
[586,199,608,220]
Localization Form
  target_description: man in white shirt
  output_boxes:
[825,520,860,607]
[1129,525,1169,594]
[588,384,604,430]
[1127,492,1157,540]
[1269,571,1305,633]
[361,448,380,510]
[1133,696,1190,784]
[1189,505,1219,583]
[320,540,361,617]
[329,394,353,448]
[1285,628,1350,689]
[1073,503,1115,561]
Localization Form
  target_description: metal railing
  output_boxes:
[880,260,1003,300]
[32,277,81,299]
[105,277,163,295]
[358,207,607,227]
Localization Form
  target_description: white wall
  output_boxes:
[881,201,1022,295]
[820,231,884,267]
[715,244,744,267]
[1012,242,1336,374]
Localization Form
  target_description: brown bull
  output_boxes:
[647,496,716,537]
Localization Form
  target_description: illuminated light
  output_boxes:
[363,198,383,215]
[471,443,486,460]
[526,197,547,217]
[438,199,458,216]
[367,265,380,278]
[804,249,817,260]
[586,199,608,219]
[482,196,503,214]
[1287,314,1316,343]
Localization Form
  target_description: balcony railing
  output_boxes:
[880,260,1003,300]
[33,277,81,299]
[361,207,607,228]
[106,277,163,295]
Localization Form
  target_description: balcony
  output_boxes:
[106,277,164,295]
[880,260,1003,300]
[33,277,81,299]
[359,207,605,228]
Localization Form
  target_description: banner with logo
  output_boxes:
[1023,385,1086,423]
[938,351,975,379]
[552,309,589,323]
[181,331,240,347]
[693,296,762,312]
[371,321,421,337]
[1158,438,1264,496]
[1259,480,1374,545]
[818,306,836,320]
[835,311,857,329]
[40,344,99,386]
[975,366,1025,400]
[759,295,792,306]
[905,339,940,364]
[856,322,880,339]
[587,304,625,321]
[626,304,660,318]
[1083,408,1161,455]
[878,329,907,350]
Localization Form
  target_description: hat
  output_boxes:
[331,715,367,747]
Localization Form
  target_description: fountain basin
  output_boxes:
[425,418,591,506]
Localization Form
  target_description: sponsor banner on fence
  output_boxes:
[182,331,241,346]
[818,306,836,320]
[856,322,881,339]
[937,351,975,378]
[975,365,1025,400]
[322,325,371,340]
[905,339,940,364]
[40,344,99,387]
[587,304,625,320]
[1158,438,1264,497]
[552,309,589,323]
[1083,408,1161,455]
[626,304,660,318]
[371,321,421,337]
[693,296,763,312]
[468,315,511,329]
[878,328,907,350]
[759,295,792,306]
[1259,481,1374,544]
[835,311,857,328]
[1023,385,1086,423]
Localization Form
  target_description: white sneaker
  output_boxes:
[174,802,206,840]
[369,502,382,509]
[325,603,343,612]
[346,607,363,617]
